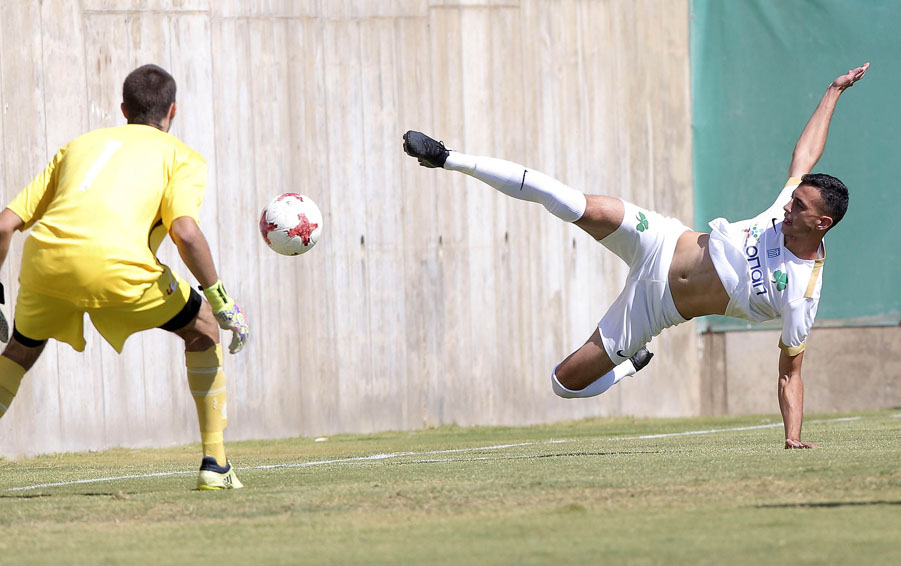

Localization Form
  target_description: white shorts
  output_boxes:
[598,201,689,365]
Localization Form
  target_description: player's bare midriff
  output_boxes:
[668,230,731,320]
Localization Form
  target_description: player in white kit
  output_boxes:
[403,62,869,449]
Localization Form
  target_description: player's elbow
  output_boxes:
[0,209,24,238]
[169,216,203,249]
[788,152,816,178]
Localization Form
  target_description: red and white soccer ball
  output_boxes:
[259,193,323,256]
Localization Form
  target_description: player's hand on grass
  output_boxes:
[202,280,248,354]
[785,438,819,450]
[832,62,869,91]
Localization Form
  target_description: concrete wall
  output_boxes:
[0,0,697,458]
[700,326,901,417]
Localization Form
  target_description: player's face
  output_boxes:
[783,185,829,237]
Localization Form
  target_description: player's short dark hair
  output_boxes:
[801,173,849,228]
[122,64,176,126]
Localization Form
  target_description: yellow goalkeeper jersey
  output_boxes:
[7,124,207,307]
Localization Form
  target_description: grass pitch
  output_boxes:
[2,410,899,565]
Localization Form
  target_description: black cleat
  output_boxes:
[629,346,654,372]
[403,130,450,168]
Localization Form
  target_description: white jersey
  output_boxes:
[707,178,824,355]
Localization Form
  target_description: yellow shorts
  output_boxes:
[14,267,193,353]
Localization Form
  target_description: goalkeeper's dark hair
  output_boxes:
[801,173,849,228]
[122,64,176,126]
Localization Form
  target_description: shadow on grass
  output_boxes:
[1,491,137,499]
[756,500,901,508]
[0,493,49,499]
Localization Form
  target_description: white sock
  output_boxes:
[444,152,587,222]
[551,362,637,399]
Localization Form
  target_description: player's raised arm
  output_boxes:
[788,63,869,179]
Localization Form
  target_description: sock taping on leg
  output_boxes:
[186,344,228,466]
[444,152,587,222]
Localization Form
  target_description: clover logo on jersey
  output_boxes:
[636,212,649,232]
[772,270,788,291]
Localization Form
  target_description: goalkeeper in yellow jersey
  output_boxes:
[0,64,248,490]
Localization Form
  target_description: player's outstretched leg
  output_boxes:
[403,130,588,222]
[402,130,450,168]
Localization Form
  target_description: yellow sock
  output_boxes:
[0,356,26,418]
[186,345,228,467]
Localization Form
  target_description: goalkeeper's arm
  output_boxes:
[169,216,248,353]
[0,209,25,343]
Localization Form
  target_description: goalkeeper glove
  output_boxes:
[202,280,248,354]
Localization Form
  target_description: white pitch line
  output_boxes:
[5,470,195,492]
[251,442,544,471]
[4,416,862,492]
[620,416,861,440]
